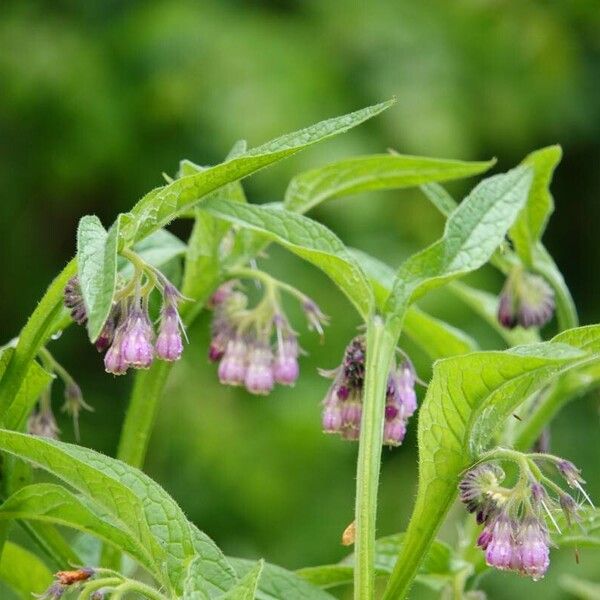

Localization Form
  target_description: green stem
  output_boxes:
[0,259,76,420]
[354,315,396,600]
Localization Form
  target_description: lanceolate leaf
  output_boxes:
[229,558,335,600]
[383,326,600,599]
[283,154,495,214]
[385,166,533,330]
[0,431,236,597]
[76,216,120,342]
[0,541,53,599]
[510,146,562,265]
[202,199,374,318]
[221,561,264,600]
[0,483,156,575]
[118,101,394,245]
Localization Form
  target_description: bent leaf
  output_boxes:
[284,154,495,214]
[383,327,600,599]
[77,215,120,342]
[386,165,533,330]
[0,431,236,597]
[119,101,394,245]
[222,561,263,600]
[202,200,373,318]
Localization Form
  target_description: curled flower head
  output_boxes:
[497,269,555,330]
[208,275,324,396]
[459,463,505,521]
[63,276,87,326]
[319,338,418,447]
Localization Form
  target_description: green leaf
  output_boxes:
[298,534,462,591]
[119,229,186,277]
[221,561,264,600]
[447,281,540,347]
[553,508,600,549]
[350,249,478,358]
[202,200,373,318]
[385,166,533,328]
[283,154,495,214]
[510,146,562,265]
[0,483,156,575]
[0,541,53,599]
[229,558,335,600]
[383,326,600,599]
[560,575,600,600]
[76,215,120,342]
[0,431,236,597]
[119,101,394,245]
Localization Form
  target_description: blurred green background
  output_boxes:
[1,1,599,598]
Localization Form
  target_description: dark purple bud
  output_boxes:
[95,307,119,353]
[336,385,350,400]
[385,404,399,421]
[63,276,87,326]
[497,289,517,329]
[477,526,493,550]
[559,493,580,527]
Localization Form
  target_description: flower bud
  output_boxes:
[156,305,184,361]
[63,276,87,326]
[28,407,60,439]
[94,306,119,353]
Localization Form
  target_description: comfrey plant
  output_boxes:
[0,100,598,600]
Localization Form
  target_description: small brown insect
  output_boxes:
[55,567,95,586]
[341,521,356,546]
[575,548,580,565]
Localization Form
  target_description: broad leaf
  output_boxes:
[386,166,533,330]
[230,558,334,600]
[510,146,562,265]
[383,326,600,599]
[76,215,120,342]
[222,561,263,600]
[283,154,495,214]
[448,282,540,347]
[0,483,156,575]
[350,249,478,357]
[118,101,394,245]
[202,200,373,318]
[0,541,53,599]
[0,431,236,597]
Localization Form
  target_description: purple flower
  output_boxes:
[518,517,550,580]
[302,299,329,336]
[120,302,154,368]
[28,407,60,439]
[322,402,343,433]
[485,514,517,571]
[497,270,555,330]
[63,276,87,326]
[244,344,275,395]
[458,463,504,518]
[94,306,119,353]
[103,322,128,375]
[218,338,248,386]
[156,285,185,362]
[273,328,300,386]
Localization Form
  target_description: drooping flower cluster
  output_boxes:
[64,272,186,375]
[497,268,555,329]
[320,336,417,446]
[459,454,593,580]
[208,278,327,395]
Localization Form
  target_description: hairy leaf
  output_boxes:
[384,326,600,599]
[202,200,373,318]
[222,561,263,600]
[284,154,495,214]
[76,216,120,342]
[386,166,533,329]
[0,483,156,575]
[0,541,53,599]
[510,146,562,265]
[0,431,236,597]
[118,101,394,245]
[230,558,334,600]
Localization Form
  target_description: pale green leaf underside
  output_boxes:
[76,215,120,342]
[0,541,53,599]
[118,100,394,245]
[284,154,495,214]
[386,165,534,323]
[202,199,373,318]
[221,561,263,600]
[229,558,334,600]
[119,229,187,277]
[0,431,236,597]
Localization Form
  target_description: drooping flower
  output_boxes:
[28,406,60,439]
[518,517,550,580]
[244,343,275,395]
[218,338,248,386]
[63,276,87,325]
[155,284,185,362]
[120,299,154,368]
[497,269,555,329]
[484,513,518,571]
[319,337,418,446]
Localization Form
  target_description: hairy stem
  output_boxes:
[354,315,396,600]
